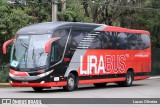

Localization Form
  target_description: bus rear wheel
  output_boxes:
[32,87,43,92]
[63,73,78,91]
[94,83,107,87]
[118,71,134,87]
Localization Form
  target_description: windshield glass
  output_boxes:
[10,34,51,70]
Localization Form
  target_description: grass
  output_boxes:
[0,83,10,86]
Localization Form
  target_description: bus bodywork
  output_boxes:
[3,22,151,91]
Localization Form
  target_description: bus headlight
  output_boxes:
[37,70,54,78]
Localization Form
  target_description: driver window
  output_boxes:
[50,29,70,65]
[50,41,61,64]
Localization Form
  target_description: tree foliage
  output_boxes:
[58,0,93,22]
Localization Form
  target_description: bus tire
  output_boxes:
[32,87,43,92]
[63,73,77,91]
[94,83,107,87]
[118,71,134,87]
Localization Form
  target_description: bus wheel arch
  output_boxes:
[63,70,78,91]
[127,68,134,75]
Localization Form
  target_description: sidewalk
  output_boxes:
[148,75,160,79]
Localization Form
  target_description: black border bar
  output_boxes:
[0,98,159,104]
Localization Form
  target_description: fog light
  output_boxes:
[40,81,45,84]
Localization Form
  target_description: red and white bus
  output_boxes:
[3,22,151,91]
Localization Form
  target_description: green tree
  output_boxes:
[25,0,52,23]
[0,0,32,64]
[118,0,160,48]
[58,0,93,22]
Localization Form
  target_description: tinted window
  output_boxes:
[68,30,89,50]
[50,41,61,64]
[50,29,70,65]
[139,34,150,49]
[103,32,115,49]
[116,33,150,50]
[127,33,138,49]
[89,32,115,49]
[89,33,102,49]
[116,33,130,49]
[54,29,70,37]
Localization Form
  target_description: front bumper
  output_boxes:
[9,70,53,81]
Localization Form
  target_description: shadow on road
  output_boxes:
[14,83,147,93]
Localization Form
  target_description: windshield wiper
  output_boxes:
[35,51,44,67]
[32,46,35,60]
[15,40,28,68]
[20,39,28,49]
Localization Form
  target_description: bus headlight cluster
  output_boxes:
[37,70,54,78]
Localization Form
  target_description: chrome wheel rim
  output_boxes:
[68,77,74,88]
[126,73,132,84]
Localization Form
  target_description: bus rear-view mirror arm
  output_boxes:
[45,37,61,53]
[2,39,14,54]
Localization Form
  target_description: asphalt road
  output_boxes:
[0,78,160,107]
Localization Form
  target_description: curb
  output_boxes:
[148,76,160,79]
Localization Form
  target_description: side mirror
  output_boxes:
[45,37,61,53]
[2,39,14,54]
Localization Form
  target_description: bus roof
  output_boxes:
[16,22,150,35]
[16,22,103,35]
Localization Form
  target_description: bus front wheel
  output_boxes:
[63,73,78,91]
[32,87,43,92]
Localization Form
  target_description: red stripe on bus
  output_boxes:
[134,76,150,80]
[103,26,150,34]
[79,77,126,85]
[10,69,29,76]
[10,82,67,87]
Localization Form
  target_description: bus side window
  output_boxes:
[51,29,70,64]
[53,29,70,51]
[116,33,129,49]
[136,34,144,50]
[103,32,114,49]
[50,41,61,65]
[68,30,88,51]
[89,33,102,49]
[141,34,150,49]
[127,33,137,50]
[54,29,70,37]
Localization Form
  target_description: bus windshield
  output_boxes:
[10,34,52,70]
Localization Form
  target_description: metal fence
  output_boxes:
[152,48,160,75]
